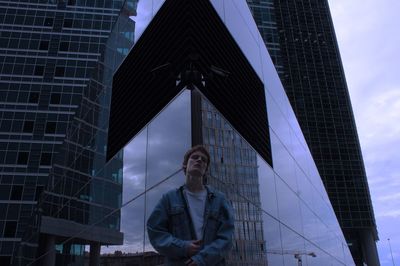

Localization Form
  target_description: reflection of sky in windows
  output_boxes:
[100,91,352,264]
[129,0,166,43]
[102,89,191,253]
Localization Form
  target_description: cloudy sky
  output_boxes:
[328,0,400,265]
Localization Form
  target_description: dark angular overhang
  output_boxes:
[107,0,272,166]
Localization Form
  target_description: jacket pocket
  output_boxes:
[205,210,222,240]
[168,206,187,238]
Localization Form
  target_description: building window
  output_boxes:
[63,19,73,28]
[0,120,11,132]
[29,92,39,103]
[55,67,65,77]
[4,221,17,237]
[34,65,44,76]
[44,17,54,27]
[17,152,29,164]
[10,185,23,200]
[39,40,49,50]
[45,122,56,134]
[0,185,10,200]
[50,93,61,104]
[0,256,11,265]
[22,121,34,133]
[59,42,69,51]
[35,186,44,201]
[40,152,52,165]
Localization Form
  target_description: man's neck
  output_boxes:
[185,174,205,192]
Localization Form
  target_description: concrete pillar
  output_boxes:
[62,242,71,265]
[42,234,56,266]
[360,230,380,266]
[89,242,101,266]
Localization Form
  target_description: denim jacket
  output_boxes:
[147,185,234,266]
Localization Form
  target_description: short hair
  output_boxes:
[182,145,210,175]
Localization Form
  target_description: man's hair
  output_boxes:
[182,145,210,175]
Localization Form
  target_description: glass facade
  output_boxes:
[103,92,354,265]
[0,0,135,264]
[0,0,365,265]
[201,97,266,265]
[99,0,354,265]
[246,0,283,75]
[103,86,354,264]
[246,1,379,265]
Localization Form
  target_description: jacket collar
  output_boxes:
[179,184,215,200]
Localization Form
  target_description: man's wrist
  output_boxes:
[189,255,202,266]
[185,258,194,265]
[184,240,191,257]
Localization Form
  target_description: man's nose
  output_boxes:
[195,157,204,163]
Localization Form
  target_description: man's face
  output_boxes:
[186,151,208,177]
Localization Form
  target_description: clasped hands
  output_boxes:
[185,239,203,266]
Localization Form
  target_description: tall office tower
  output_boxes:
[0,0,136,264]
[246,0,283,75]
[200,97,266,265]
[247,0,379,265]
[106,0,354,265]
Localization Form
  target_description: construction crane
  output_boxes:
[266,250,317,266]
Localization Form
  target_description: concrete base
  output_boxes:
[40,216,123,245]
[42,234,56,266]
[89,242,101,266]
[360,229,380,266]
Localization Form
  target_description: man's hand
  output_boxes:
[187,239,202,257]
[185,239,202,265]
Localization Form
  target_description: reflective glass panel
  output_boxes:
[144,90,191,252]
[221,1,263,78]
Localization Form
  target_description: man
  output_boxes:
[147,145,234,266]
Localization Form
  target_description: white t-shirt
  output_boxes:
[184,188,207,240]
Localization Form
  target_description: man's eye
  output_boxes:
[191,155,206,162]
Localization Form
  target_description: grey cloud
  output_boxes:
[112,91,191,253]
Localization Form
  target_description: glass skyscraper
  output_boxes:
[200,97,266,265]
[0,0,136,264]
[0,0,370,265]
[246,0,379,265]
[105,0,355,265]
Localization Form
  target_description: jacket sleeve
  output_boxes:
[191,196,234,266]
[146,193,189,259]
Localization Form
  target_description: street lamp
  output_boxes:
[388,238,395,266]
